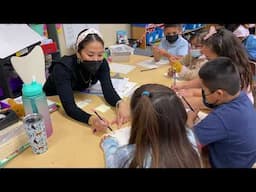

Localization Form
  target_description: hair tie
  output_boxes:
[75,28,103,51]
[141,90,151,97]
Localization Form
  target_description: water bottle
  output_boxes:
[22,79,53,138]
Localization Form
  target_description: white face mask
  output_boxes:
[190,49,202,58]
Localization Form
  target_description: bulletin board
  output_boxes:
[62,24,99,49]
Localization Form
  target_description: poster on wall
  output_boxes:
[62,24,99,49]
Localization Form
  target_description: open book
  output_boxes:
[107,127,131,146]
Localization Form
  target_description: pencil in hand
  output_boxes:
[94,111,113,131]
[180,96,200,119]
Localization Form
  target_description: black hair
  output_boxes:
[202,28,252,90]
[224,24,241,32]
[199,57,241,95]
[76,29,104,53]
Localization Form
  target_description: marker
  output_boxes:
[94,111,113,131]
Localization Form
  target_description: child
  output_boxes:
[172,28,254,109]
[168,31,208,81]
[101,84,202,168]
[152,24,189,62]
[187,57,256,168]
[232,24,256,61]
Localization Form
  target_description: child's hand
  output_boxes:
[177,89,195,97]
[186,108,200,128]
[170,81,188,91]
[100,135,111,149]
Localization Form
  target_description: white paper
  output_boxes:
[107,127,131,146]
[84,78,137,98]
[76,99,91,108]
[62,24,99,49]
[0,24,42,58]
[109,63,136,74]
[137,59,169,69]
[95,104,111,113]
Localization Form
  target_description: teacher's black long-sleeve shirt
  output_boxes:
[43,54,121,124]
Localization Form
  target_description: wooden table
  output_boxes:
[5,55,172,168]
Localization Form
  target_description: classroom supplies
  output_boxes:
[109,44,134,62]
[181,95,200,120]
[94,111,113,132]
[0,109,19,131]
[95,104,111,113]
[82,78,137,98]
[106,126,131,146]
[172,68,177,86]
[137,58,169,69]
[141,67,158,72]
[181,95,194,112]
[0,121,29,167]
[76,99,91,108]
[109,63,136,74]
[194,111,208,125]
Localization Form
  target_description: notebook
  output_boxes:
[106,126,131,146]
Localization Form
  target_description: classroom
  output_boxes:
[1,23,256,168]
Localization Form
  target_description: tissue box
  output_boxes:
[109,44,134,62]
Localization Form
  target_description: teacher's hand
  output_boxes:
[112,100,130,128]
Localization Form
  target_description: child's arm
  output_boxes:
[101,136,121,168]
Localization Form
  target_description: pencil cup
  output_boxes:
[23,113,48,154]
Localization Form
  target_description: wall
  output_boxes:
[56,24,131,56]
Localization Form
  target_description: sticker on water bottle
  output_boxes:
[23,113,48,154]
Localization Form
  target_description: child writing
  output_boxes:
[152,24,189,62]
[100,84,202,168]
[187,57,256,168]
[168,31,208,81]
[172,28,254,109]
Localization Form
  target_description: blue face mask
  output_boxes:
[202,89,218,109]
[190,49,202,58]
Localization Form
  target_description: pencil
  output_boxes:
[94,111,113,131]
[181,95,195,112]
[172,68,177,86]
[180,95,200,119]
[140,67,157,72]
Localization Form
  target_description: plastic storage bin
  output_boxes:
[109,44,134,62]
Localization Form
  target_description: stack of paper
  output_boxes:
[0,121,29,167]
[82,78,137,98]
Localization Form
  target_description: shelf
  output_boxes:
[183,26,205,34]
